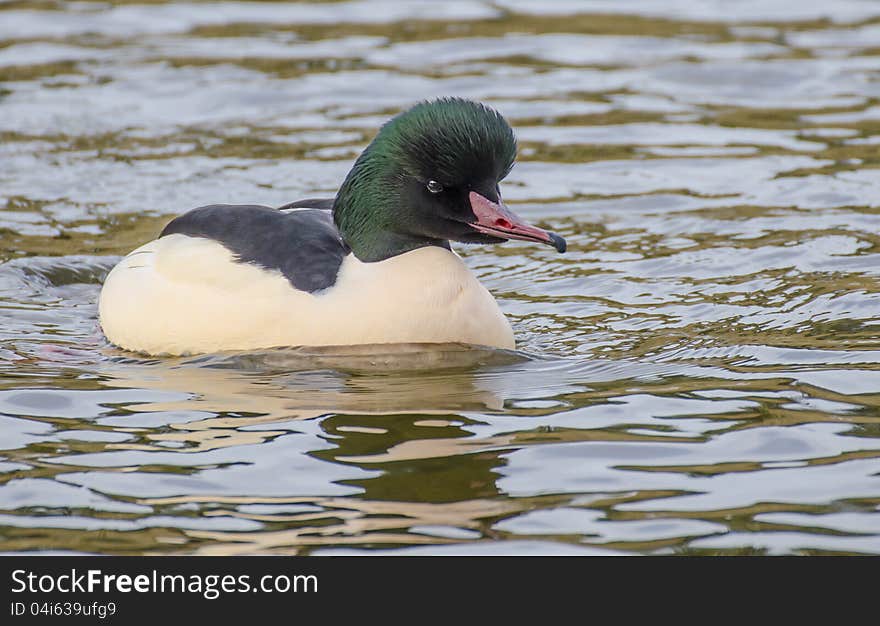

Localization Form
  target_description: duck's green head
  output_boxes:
[333,98,566,262]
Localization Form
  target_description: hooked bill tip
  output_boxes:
[549,232,567,253]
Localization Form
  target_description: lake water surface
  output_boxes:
[2,0,880,555]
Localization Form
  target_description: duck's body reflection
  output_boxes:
[100,343,537,554]
[106,343,521,426]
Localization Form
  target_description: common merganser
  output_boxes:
[99,98,566,356]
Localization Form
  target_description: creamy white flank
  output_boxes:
[98,234,514,356]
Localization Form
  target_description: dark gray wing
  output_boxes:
[278,198,334,211]
[160,204,349,293]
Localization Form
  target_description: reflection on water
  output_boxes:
[1,0,880,555]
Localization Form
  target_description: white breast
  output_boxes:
[98,235,514,356]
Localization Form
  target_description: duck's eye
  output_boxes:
[426,180,444,194]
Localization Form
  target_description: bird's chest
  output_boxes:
[316,247,514,348]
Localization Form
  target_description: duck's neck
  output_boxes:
[340,225,449,263]
[332,153,448,263]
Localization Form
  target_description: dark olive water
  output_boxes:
[2,0,880,555]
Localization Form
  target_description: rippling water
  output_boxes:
[2,0,880,555]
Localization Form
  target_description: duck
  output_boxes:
[98,98,566,356]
